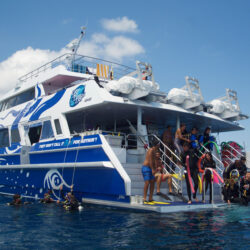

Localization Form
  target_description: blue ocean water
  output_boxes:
[0,195,249,250]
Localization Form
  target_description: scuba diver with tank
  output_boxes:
[58,185,80,211]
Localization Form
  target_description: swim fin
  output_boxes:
[156,192,172,201]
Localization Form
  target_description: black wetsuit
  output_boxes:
[40,193,53,203]
[9,194,22,205]
[60,190,79,210]
[223,162,247,179]
[181,149,199,201]
[202,158,216,203]
[223,181,240,203]
[240,178,250,205]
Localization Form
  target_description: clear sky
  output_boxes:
[0,0,249,150]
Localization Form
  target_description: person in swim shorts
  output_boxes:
[154,151,173,196]
[141,141,160,202]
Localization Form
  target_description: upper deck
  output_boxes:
[0,53,248,136]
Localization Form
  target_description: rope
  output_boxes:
[71,135,83,186]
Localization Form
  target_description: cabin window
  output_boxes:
[0,88,35,112]
[28,123,42,145]
[11,128,21,144]
[54,119,62,135]
[0,128,10,148]
[40,120,54,140]
[15,88,35,106]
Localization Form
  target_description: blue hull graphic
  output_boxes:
[0,166,129,203]
[0,134,130,203]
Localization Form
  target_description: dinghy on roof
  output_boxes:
[208,89,248,121]
[167,76,206,112]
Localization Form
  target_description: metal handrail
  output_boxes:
[224,143,245,158]
[150,134,181,162]
[18,53,135,84]
[149,134,183,192]
[125,133,183,192]
[223,149,240,161]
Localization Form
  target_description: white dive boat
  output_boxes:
[0,28,248,213]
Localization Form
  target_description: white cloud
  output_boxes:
[104,36,144,60]
[0,47,63,97]
[78,33,144,61]
[0,27,144,97]
[102,17,139,33]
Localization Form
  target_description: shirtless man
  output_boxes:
[141,141,160,202]
[154,151,173,196]
[174,123,190,155]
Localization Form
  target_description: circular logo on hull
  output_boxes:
[70,85,85,107]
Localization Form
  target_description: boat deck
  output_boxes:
[82,198,226,213]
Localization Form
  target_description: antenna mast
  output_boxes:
[70,26,86,65]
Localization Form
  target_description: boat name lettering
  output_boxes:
[72,137,98,145]
[39,142,64,149]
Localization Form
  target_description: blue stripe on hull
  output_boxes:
[0,155,20,165]
[30,148,109,164]
[0,166,129,203]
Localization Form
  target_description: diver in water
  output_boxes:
[40,189,54,203]
[59,185,80,210]
[8,194,22,206]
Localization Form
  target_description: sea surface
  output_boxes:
[0,195,249,250]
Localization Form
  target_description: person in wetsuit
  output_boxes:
[180,143,199,204]
[59,185,79,210]
[223,157,247,180]
[240,171,250,206]
[200,152,216,203]
[8,194,22,206]
[40,189,54,203]
[223,169,241,204]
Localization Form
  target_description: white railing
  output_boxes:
[18,53,135,84]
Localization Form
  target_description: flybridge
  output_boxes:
[17,53,135,85]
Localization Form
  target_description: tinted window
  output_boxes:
[11,128,21,144]
[6,96,17,109]
[40,120,54,140]
[0,129,9,148]
[15,88,35,106]
[54,119,62,135]
[0,88,35,112]
[28,124,42,145]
